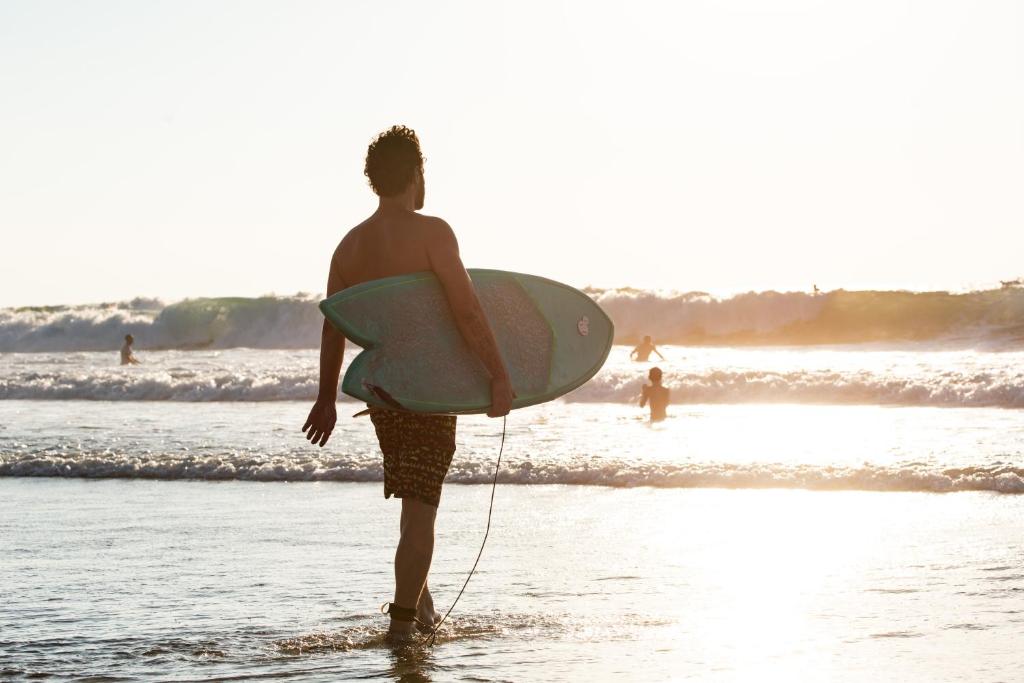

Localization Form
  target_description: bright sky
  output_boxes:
[1,0,1022,306]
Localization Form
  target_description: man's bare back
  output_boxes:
[334,207,451,287]
[303,138,513,448]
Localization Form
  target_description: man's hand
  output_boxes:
[302,399,337,447]
[488,376,515,418]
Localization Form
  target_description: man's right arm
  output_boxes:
[302,252,347,447]
[316,257,347,403]
[427,220,513,418]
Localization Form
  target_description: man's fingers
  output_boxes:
[302,418,311,433]
[318,430,330,447]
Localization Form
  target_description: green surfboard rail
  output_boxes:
[319,269,614,414]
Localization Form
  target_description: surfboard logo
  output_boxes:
[577,315,589,336]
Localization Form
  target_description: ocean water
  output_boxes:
[3,481,1023,681]
[2,341,1024,680]
[2,346,1024,491]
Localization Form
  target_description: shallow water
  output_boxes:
[3,343,1024,679]
[2,480,1023,681]
[4,345,1024,407]
[2,399,1023,491]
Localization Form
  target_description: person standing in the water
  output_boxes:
[301,125,513,643]
[630,335,664,362]
[640,366,669,422]
[120,334,140,365]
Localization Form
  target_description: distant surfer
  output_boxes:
[630,335,664,362]
[120,334,140,365]
[301,125,514,643]
[639,366,669,422]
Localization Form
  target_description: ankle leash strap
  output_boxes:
[381,602,418,623]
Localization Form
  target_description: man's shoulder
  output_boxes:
[331,213,456,264]
[411,214,457,247]
[337,217,370,243]
[414,213,452,232]
[344,212,452,237]
[332,225,359,260]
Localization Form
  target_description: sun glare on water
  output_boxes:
[643,489,898,677]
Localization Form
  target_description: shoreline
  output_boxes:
[2,474,1023,495]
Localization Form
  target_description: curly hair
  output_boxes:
[364,125,424,197]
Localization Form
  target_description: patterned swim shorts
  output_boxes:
[369,408,457,508]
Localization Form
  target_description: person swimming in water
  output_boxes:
[639,366,669,422]
[630,335,664,362]
[120,334,140,365]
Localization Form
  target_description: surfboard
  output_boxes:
[320,269,614,414]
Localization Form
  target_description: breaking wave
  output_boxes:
[2,284,1024,352]
[567,366,1024,408]
[590,285,1024,347]
[3,358,1022,407]
[0,370,319,401]
[0,296,322,352]
[2,452,1021,493]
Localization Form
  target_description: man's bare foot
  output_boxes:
[386,617,418,645]
[416,589,443,634]
[415,609,441,634]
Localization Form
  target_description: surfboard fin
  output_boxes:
[364,382,407,411]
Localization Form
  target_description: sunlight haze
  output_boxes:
[1,0,1021,306]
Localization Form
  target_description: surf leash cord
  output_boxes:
[424,414,507,647]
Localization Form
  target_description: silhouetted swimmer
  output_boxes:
[120,334,140,365]
[640,367,669,422]
[630,335,664,362]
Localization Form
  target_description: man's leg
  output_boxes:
[398,500,443,629]
[418,580,439,628]
[389,497,437,637]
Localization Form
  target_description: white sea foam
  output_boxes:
[2,397,1021,493]
[0,368,319,401]
[3,346,1023,407]
[569,366,1024,408]
[3,450,1021,493]
[2,366,1022,407]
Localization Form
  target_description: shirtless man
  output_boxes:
[630,335,664,362]
[640,366,669,422]
[301,125,514,642]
